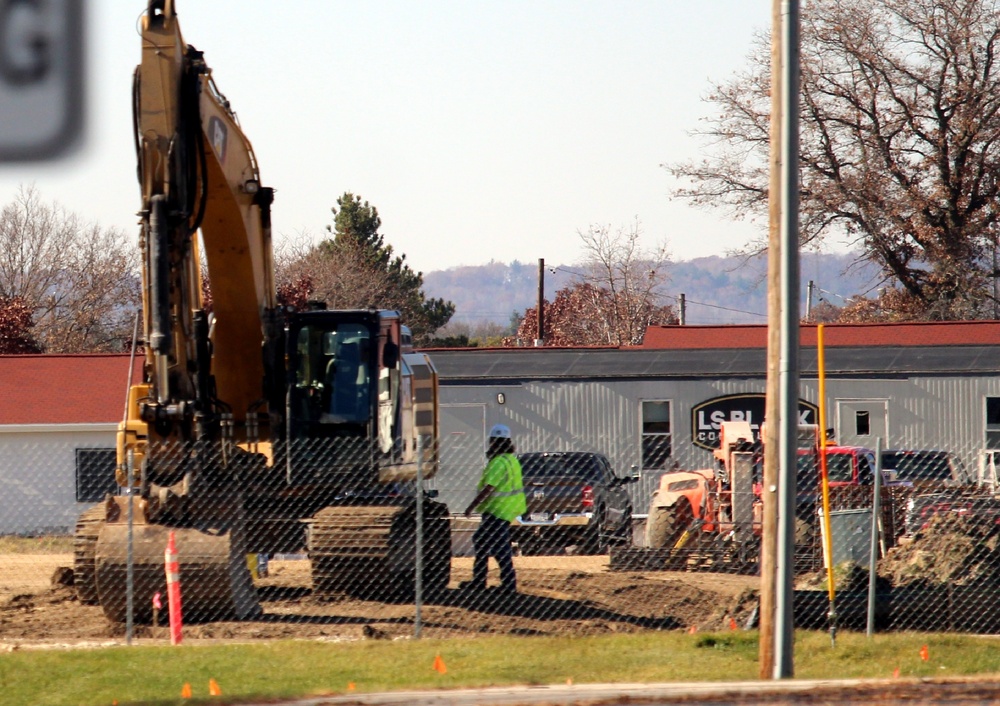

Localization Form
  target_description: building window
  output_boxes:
[641,400,672,469]
[987,398,1000,449]
[855,410,870,436]
[75,448,117,503]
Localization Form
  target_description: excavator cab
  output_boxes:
[280,308,437,488]
[290,319,373,428]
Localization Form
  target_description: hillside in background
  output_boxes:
[423,251,881,328]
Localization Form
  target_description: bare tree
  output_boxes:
[0,186,140,352]
[669,0,1000,320]
[508,220,676,346]
[576,219,674,345]
[509,282,677,347]
[282,239,396,312]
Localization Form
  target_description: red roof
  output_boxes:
[641,321,1000,349]
[0,354,141,425]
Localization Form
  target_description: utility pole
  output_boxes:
[535,258,545,347]
[760,0,783,680]
[775,0,802,679]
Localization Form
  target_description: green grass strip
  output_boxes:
[2,631,999,706]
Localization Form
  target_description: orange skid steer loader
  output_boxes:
[644,422,761,570]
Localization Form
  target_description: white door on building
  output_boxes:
[835,399,888,449]
[436,404,487,513]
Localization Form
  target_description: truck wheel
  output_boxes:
[517,534,544,556]
[615,510,634,546]
[581,505,609,555]
[646,500,692,549]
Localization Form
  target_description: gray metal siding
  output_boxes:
[432,347,1000,517]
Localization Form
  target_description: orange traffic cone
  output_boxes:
[209,678,222,696]
[893,667,900,678]
[920,645,929,661]
[729,617,738,631]
[347,682,356,692]
[687,625,698,635]
[181,682,192,699]
[433,654,447,674]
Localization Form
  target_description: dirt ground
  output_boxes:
[0,553,759,647]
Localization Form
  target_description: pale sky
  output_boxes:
[0,1,771,274]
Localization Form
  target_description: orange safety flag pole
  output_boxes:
[165,531,183,645]
[817,324,837,646]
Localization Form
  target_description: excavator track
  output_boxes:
[93,520,260,623]
[309,500,451,601]
[73,504,106,605]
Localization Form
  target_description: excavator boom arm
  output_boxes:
[135,0,276,434]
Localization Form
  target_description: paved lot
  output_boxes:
[236,677,1000,705]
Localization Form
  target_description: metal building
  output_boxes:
[426,322,1000,515]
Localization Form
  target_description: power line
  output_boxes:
[661,294,767,319]
[550,265,587,277]
[549,265,767,319]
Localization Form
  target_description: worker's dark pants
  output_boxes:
[471,513,516,591]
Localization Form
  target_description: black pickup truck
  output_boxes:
[510,451,638,555]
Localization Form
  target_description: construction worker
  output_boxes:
[461,423,526,594]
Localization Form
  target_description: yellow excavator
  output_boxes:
[73,0,450,622]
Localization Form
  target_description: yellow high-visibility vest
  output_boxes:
[477,453,527,521]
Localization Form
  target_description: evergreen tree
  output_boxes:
[282,193,454,343]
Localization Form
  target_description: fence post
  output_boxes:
[414,435,424,639]
[866,437,883,638]
[126,448,135,646]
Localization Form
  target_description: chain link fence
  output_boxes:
[2,430,1000,640]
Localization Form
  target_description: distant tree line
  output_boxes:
[0,186,139,354]
[0,187,455,354]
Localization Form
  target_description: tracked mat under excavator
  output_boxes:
[309,501,452,601]
[94,522,261,623]
[73,504,106,605]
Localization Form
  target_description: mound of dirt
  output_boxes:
[795,562,891,593]
[878,514,1000,588]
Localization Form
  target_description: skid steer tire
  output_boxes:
[646,500,693,549]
